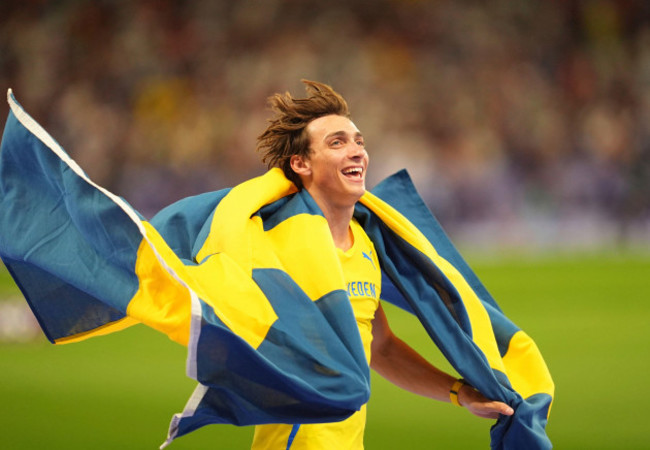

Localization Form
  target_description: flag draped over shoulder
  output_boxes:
[0,90,553,449]
[356,177,554,449]
[0,91,370,446]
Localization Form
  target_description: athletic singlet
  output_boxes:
[251,218,381,450]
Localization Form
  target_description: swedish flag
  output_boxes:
[0,90,553,449]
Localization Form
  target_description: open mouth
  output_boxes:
[342,166,364,180]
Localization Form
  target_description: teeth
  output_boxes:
[343,167,362,175]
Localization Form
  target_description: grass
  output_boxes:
[1,251,649,449]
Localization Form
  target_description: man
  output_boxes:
[0,84,552,450]
[251,80,513,449]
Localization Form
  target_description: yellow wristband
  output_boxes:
[450,379,465,407]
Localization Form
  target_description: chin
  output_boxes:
[351,187,366,201]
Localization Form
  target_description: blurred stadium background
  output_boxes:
[1,0,649,449]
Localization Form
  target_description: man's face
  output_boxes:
[294,114,369,210]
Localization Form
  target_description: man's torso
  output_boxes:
[251,219,381,450]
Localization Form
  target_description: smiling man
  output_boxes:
[0,78,553,449]
[252,80,514,449]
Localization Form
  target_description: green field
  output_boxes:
[1,251,649,449]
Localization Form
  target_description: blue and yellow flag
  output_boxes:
[0,90,553,449]
[0,91,370,445]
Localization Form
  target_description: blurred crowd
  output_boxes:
[1,0,649,250]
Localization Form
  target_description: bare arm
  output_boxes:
[369,303,514,419]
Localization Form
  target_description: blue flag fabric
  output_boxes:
[0,90,553,449]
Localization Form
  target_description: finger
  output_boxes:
[474,401,514,418]
[486,402,514,416]
[495,402,515,416]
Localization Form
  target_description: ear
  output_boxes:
[290,154,312,178]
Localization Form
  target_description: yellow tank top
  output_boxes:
[251,218,381,450]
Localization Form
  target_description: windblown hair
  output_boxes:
[257,80,350,188]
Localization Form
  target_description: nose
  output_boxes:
[347,142,367,160]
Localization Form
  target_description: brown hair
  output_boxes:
[257,80,350,188]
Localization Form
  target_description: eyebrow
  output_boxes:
[324,130,364,141]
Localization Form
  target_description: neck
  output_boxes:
[311,196,355,251]
[301,185,358,251]
[326,209,354,251]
